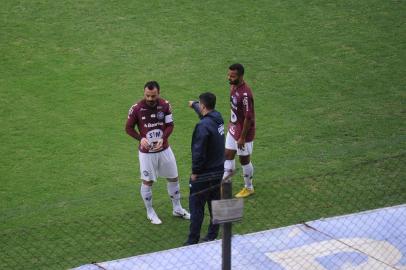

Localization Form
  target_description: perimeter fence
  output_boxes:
[1,153,405,269]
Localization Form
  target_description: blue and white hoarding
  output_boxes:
[74,204,406,270]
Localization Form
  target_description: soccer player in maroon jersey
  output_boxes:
[125,81,190,224]
[223,64,256,198]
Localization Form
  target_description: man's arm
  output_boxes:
[238,94,254,149]
[153,102,175,150]
[192,123,208,174]
[125,107,150,150]
[237,118,251,150]
[153,122,173,150]
[162,123,174,140]
[125,116,142,141]
[188,101,203,119]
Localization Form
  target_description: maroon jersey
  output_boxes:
[126,98,174,153]
[228,82,255,142]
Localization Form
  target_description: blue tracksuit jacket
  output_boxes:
[191,103,225,175]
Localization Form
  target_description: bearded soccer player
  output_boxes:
[223,64,256,198]
[125,81,190,224]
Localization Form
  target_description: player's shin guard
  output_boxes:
[167,181,182,211]
[223,159,235,180]
[242,162,254,189]
[140,183,153,214]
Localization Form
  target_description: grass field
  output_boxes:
[1,0,405,269]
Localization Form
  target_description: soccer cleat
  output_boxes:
[147,210,162,225]
[173,208,191,220]
[235,187,255,198]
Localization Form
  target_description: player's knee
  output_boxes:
[239,155,250,165]
[143,180,154,186]
[167,177,178,182]
[225,149,236,160]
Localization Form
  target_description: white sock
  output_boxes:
[242,162,254,189]
[167,181,182,211]
[223,159,235,180]
[140,184,153,214]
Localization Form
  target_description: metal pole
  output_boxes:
[221,179,232,270]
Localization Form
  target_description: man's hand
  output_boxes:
[151,139,163,151]
[237,137,246,150]
[140,137,150,150]
[190,174,197,181]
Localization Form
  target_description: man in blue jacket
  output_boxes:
[184,92,225,245]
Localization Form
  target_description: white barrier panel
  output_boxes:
[73,204,406,270]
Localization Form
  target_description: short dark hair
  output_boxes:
[199,92,216,110]
[144,81,160,92]
[229,63,244,76]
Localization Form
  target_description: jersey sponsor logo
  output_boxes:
[157,111,165,120]
[151,114,156,118]
[146,129,163,143]
[144,122,164,128]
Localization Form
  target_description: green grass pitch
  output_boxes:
[1,0,405,269]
